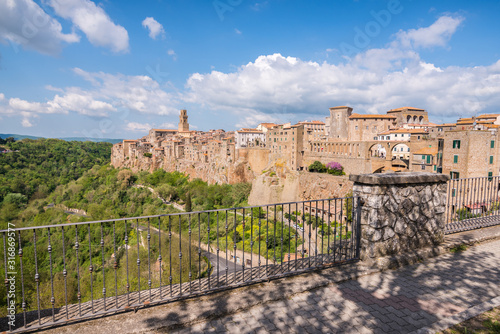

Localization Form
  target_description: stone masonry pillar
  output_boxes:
[349,173,449,263]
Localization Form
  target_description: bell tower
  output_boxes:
[178,109,189,132]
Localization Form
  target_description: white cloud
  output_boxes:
[72,68,179,115]
[125,122,152,132]
[0,66,181,127]
[21,117,33,127]
[159,122,175,129]
[142,17,165,40]
[49,0,129,53]
[9,97,44,112]
[0,93,4,101]
[396,15,464,49]
[167,49,177,60]
[235,112,279,128]
[185,15,500,122]
[47,91,115,116]
[234,28,242,35]
[0,0,79,55]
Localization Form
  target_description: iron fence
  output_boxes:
[445,176,500,234]
[0,196,361,333]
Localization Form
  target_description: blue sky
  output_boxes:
[1,0,500,139]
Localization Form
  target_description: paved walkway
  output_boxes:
[174,239,500,334]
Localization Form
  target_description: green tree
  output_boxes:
[185,192,192,212]
[308,161,326,173]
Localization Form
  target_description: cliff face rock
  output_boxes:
[112,149,255,184]
[248,171,353,205]
[162,157,255,184]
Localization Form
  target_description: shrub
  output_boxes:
[308,161,326,173]
[143,152,152,158]
[326,161,345,175]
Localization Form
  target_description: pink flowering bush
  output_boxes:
[325,161,344,175]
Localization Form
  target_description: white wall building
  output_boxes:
[235,129,266,149]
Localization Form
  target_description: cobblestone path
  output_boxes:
[175,239,500,334]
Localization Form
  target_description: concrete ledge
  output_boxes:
[349,172,449,185]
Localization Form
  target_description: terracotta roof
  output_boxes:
[378,128,428,135]
[387,107,425,112]
[237,129,264,133]
[377,131,392,135]
[123,139,138,142]
[477,114,500,119]
[413,146,438,155]
[258,123,277,128]
[349,113,396,119]
[155,148,163,151]
[486,124,500,128]
[298,120,325,125]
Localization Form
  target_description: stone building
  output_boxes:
[297,120,326,141]
[411,146,439,173]
[267,123,305,170]
[386,106,429,127]
[347,113,396,141]
[442,129,499,179]
[178,109,189,132]
[235,129,266,148]
[326,106,352,140]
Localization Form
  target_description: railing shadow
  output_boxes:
[139,242,500,333]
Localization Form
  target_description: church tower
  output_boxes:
[178,109,189,132]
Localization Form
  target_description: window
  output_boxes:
[452,189,456,197]
[450,172,460,179]
[492,140,495,149]
[355,126,358,130]
[421,165,426,170]
[490,156,494,164]
[488,172,493,181]
[434,165,437,171]
[366,126,368,130]
[453,140,461,149]
[395,134,398,137]
[426,155,431,164]
[453,155,458,163]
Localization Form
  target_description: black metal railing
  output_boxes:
[0,197,361,333]
[445,176,500,234]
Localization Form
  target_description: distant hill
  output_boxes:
[0,133,123,144]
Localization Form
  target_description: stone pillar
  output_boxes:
[349,173,449,263]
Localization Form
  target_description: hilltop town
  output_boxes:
[111,106,500,200]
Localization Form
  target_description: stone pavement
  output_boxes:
[40,225,500,334]
[174,238,500,334]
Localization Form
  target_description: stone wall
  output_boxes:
[249,171,353,205]
[350,173,449,263]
